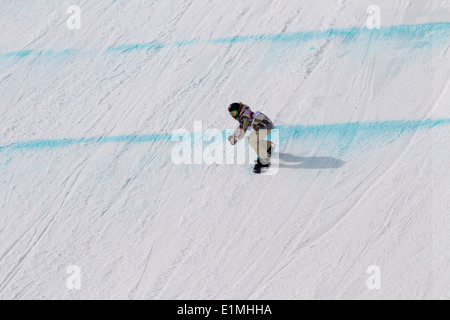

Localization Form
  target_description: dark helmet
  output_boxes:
[228,102,244,119]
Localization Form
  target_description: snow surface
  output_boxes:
[0,0,449,299]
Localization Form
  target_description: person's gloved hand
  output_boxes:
[228,135,237,145]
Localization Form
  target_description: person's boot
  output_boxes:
[267,141,275,157]
[254,158,271,173]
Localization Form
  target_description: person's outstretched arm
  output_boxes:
[228,114,252,145]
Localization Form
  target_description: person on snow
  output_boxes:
[227,102,275,173]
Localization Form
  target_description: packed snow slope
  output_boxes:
[0,0,449,299]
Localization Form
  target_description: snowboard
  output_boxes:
[253,161,271,174]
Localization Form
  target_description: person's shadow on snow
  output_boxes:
[278,153,345,169]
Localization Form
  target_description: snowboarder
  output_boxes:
[227,102,275,173]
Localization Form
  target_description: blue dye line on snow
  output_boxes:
[108,22,450,52]
[0,48,78,58]
[0,133,172,151]
[1,22,449,58]
[107,41,165,53]
[1,118,449,153]
[277,118,450,141]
